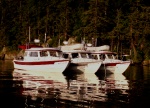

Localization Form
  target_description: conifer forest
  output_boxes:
[0,0,150,63]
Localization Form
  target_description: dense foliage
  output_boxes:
[0,0,150,63]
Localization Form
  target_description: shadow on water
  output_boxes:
[124,65,144,80]
[0,60,150,108]
[0,60,25,108]
[123,65,150,108]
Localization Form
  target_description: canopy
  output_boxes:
[19,44,42,50]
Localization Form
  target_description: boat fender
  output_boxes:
[18,56,24,60]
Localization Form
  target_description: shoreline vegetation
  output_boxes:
[0,1,150,67]
[0,45,20,60]
[0,45,150,66]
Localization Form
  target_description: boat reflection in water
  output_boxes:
[13,69,129,107]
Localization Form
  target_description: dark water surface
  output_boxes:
[0,60,150,108]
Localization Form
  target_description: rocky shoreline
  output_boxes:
[142,60,150,66]
[0,53,16,60]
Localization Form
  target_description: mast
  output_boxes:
[44,33,46,43]
[29,26,30,43]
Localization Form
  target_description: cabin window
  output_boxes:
[100,54,105,60]
[88,53,93,59]
[24,52,28,57]
[107,54,113,59]
[80,53,87,58]
[93,55,98,60]
[113,54,117,59]
[49,51,57,57]
[40,51,48,57]
[89,54,94,59]
[72,53,78,58]
[29,52,38,57]
[56,51,62,57]
[63,54,69,59]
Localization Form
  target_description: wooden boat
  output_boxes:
[13,47,70,73]
[62,50,102,73]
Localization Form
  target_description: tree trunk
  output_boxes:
[130,24,138,63]
[65,0,68,40]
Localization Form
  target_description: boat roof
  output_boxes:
[122,54,130,56]
[25,47,61,52]
[62,50,91,53]
[18,44,42,50]
[90,50,117,54]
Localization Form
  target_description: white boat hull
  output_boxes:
[13,60,70,73]
[98,62,130,74]
[115,62,130,73]
[65,61,102,73]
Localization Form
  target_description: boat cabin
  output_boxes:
[20,48,63,61]
[90,51,117,60]
[62,50,91,59]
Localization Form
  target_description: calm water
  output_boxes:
[0,60,150,108]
